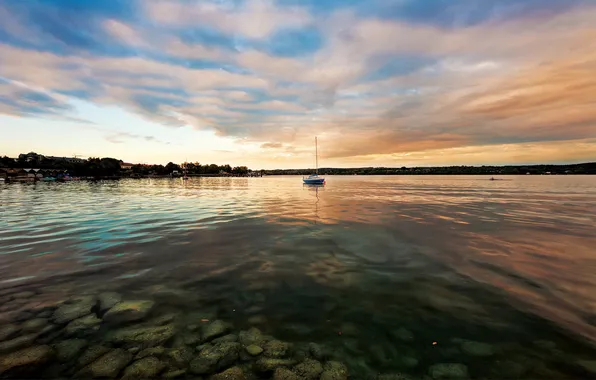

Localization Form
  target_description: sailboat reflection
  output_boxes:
[304,183,324,223]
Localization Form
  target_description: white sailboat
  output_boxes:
[303,137,325,185]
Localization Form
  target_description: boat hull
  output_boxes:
[303,178,325,185]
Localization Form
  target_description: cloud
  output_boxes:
[261,142,283,149]
[143,0,312,39]
[104,130,169,145]
[0,78,82,120]
[0,0,595,165]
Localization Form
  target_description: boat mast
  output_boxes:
[315,136,318,175]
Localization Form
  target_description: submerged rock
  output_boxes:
[150,286,193,305]
[103,300,154,324]
[294,358,323,380]
[248,315,267,325]
[190,342,241,375]
[107,324,176,349]
[283,323,313,336]
[533,340,557,350]
[246,344,263,356]
[460,341,495,357]
[135,346,165,360]
[341,338,361,354]
[238,327,266,346]
[391,327,415,342]
[210,366,247,380]
[0,334,37,354]
[213,334,238,344]
[98,292,122,313]
[401,356,419,368]
[165,347,194,367]
[77,345,111,368]
[0,324,20,342]
[428,363,469,379]
[489,360,527,378]
[182,332,202,346]
[65,313,101,335]
[11,291,36,299]
[52,295,97,324]
[21,318,48,333]
[202,320,232,342]
[370,344,392,365]
[0,345,54,375]
[150,313,177,326]
[308,342,330,360]
[254,358,296,373]
[274,367,300,380]
[121,356,166,379]
[377,373,414,380]
[37,310,53,319]
[264,340,292,358]
[81,348,132,378]
[197,343,213,352]
[163,369,187,378]
[320,361,348,380]
[577,360,596,374]
[54,339,88,362]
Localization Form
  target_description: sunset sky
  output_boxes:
[0,0,595,169]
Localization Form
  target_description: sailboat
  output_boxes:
[303,137,325,185]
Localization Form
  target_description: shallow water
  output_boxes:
[1,175,596,378]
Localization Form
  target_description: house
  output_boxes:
[120,162,134,170]
[19,152,44,163]
[47,156,86,164]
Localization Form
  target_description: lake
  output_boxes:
[1,175,595,379]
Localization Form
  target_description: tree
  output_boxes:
[232,166,248,175]
[207,164,219,174]
[165,162,180,173]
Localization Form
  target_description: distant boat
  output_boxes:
[303,137,325,185]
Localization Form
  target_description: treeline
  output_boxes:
[264,162,596,176]
[0,156,123,177]
[130,162,250,176]
[0,155,251,177]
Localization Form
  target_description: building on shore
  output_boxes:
[46,156,87,164]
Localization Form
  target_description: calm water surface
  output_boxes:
[1,175,596,378]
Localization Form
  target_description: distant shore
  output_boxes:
[263,162,596,176]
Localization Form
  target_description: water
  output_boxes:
[1,176,596,378]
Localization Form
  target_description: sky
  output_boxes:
[0,0,595,169]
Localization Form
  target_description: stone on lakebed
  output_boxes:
[52,296,97,324]
[103,300,154,324]
[106,324,176,349]
[210,366,247,380]
[245,344,263,356]
[54,339,88,362]
[121,356,166,380]
[65,314,101,335]
[202,320,232,342]
[428,363,470,379]
[460,341,495,357]
[0,345,54,375]
[189,342,240,375]
[79,348,132,378]
[98,292,122,313]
